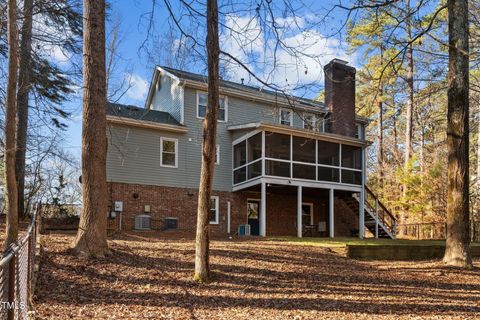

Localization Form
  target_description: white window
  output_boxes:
[303,113,325,132]
[302,203,314,226]
[215,145,220,165]
[317,116,326,132]
[210,196,219,224]
[355,123,364,139]
[160,137,178,168]
[197,92,227,122]
[201,144,220,165]
[303,113,315,130]
[279,108,293,126]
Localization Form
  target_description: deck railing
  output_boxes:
[0,204,40,320]
[364,185,397,236]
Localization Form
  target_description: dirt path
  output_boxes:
[34,233,480,319]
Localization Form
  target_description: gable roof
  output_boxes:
[157,66,326,110]
[107,102,181,126]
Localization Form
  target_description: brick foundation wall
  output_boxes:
[107,182,358,238]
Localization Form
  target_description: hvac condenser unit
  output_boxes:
[135,214,151,230]
[238,224,251,236]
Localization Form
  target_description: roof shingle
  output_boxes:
[107,102,181,126]
[160,66,326,109]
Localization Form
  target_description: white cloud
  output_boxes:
[32,14,75,65]
[50,46,71,64]
[275,16,305,29]
[220,14,358,96]
[125,73,149,101]
[267,31,357,86]
[221,14,264,83]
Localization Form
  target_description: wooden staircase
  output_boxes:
[343,186,397,239]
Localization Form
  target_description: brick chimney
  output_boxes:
[324,58,356,137]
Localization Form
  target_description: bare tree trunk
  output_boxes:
[194,0,219,282]
[402,0,414,228]
[477,114,480,220]
[3,0,19,250]
[393,103,399,161]
[377,99,384,185]
[15,0,33,220]
[404,30,414,167]
[377,47,385,188]
[443,0,472,268]
[72,0,108,257]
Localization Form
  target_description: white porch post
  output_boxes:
[359,146,366,239]
[260,181,266,237]
[329,188,334,238]
[359,190,365,239]
[297,186,303,238]
[227,201,231,235]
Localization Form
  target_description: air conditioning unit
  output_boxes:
[238,224,251,236]
[135,214,151,230]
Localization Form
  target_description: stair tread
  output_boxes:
[341,189,397,239]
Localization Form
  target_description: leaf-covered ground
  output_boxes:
[0,219,34,244]
[34,232,480,319]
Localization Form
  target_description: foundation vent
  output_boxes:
[164,217,178,230]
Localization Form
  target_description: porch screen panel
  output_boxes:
[341,169,362,185]
[317,141,339,166]
[317,167,340,182]
[265,132,290,160]
[234,140,246,168]
[247,133,262,162]
[293,163,316,180]
[247,161,262,179]
[265,160,290,177]
[292,137,315,163]
[234,166,247,184]
[341,145,362,169]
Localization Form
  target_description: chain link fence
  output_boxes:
[0,205,39,320]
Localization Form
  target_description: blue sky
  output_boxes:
[62,0,356,157]
[63,1,169,156]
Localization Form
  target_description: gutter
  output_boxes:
[106,115,188,133]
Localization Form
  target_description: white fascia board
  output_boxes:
[107,115,188,133]
[144,69,160,110]
[228,122,369,147]
[156,66,181,82]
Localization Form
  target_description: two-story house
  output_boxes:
[105,58,396,239]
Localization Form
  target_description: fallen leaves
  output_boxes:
[33,232,480,319]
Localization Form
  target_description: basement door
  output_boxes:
[247,199,260,236]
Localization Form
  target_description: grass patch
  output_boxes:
[268,236,480,248]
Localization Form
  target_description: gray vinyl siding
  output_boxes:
[107,84,322,191]
[107,125,190,187]
[149,73,183,124]
[232,129,253,141]
[293,113,304,128]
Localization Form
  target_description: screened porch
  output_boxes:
[232,129,364,189]
[230,125,368,238]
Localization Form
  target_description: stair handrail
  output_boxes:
[364,185,397,234]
